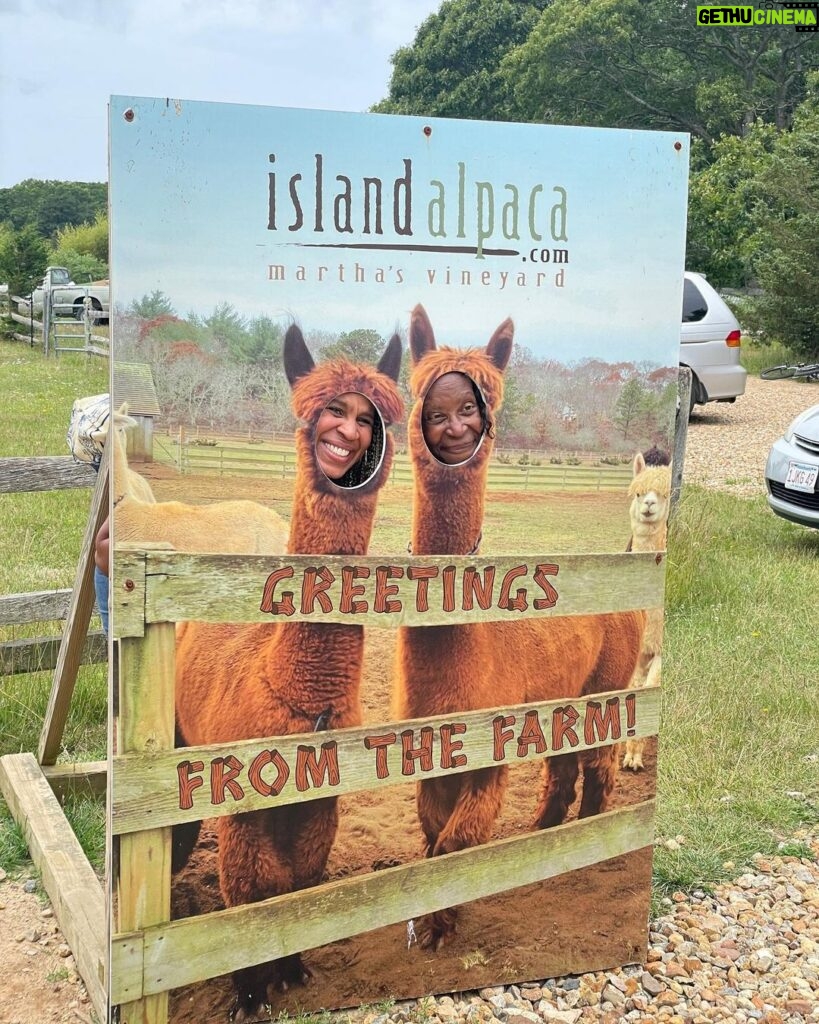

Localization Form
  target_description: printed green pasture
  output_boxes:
[0,338,108,871]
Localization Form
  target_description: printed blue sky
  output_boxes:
[109,97,689,364]
[0,0,441,187]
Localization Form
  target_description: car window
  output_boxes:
[682,279,707,322]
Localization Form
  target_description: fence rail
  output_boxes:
[111,544,663,1015]
[162,439,633,491]
[1,291,108,357]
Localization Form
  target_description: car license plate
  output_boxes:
[785,461,818,492]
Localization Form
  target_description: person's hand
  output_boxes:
[94,515,110,576]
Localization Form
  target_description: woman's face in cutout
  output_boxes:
[315,392,375,481]
[421,372,484,465]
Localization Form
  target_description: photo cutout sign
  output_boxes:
[108,97,687,1024]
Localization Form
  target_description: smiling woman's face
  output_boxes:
[315,391,375,481]
[421,372,484,465]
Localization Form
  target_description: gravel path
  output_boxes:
[683,376,819,498]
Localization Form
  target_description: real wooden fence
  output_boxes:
[0,450,109,1021]
[110,544,664,1021]
[0,289,108,357]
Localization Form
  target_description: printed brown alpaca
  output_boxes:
[174,325,403,1021]
[395,305,646,950]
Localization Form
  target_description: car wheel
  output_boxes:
[73,300,85,320]
[688,372,700,419]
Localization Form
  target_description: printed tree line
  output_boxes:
[117,295,675,455]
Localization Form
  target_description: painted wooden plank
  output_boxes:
[0,630,106,676]
[111,798,654,1002]
[116,624,176,1024]
[42,760,107,800]
[0,753,107,1020]
[0,456,96,493]
[38,451,109,765]
[0,589,72,626]
[114,549,664,636]
[112,686,660,834]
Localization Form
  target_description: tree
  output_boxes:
[128,291,176,319]
[613,378,651,439]
[231,314,283,365]
[373,0,551,120]
[686,124,778,287]
[52,212,109,263]
[0,224,49,296]
[0,180,107,237]
[321,328,389,365]
[504,0,818,144]
[746,78,819,359]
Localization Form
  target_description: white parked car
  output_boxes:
[765,398,819,530]
[681,271,747,416]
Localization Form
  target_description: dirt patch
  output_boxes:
[0,873,94,1024]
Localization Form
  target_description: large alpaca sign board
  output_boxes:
[109,97,686,1023]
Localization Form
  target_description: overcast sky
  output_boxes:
[0,0,441,188]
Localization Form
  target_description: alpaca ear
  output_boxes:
[409,304,436,365]
[378,333,402,382]
[633,452,646,477]
[486,318,514,371]
[283,324,315,386]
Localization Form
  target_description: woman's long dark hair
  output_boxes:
[470,377,495,440]
[332,407,385,488]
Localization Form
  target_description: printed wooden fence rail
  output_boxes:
[173,441,634,492]
[0,449,109,1021]
[111,546,664,1021]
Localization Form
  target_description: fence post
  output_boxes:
[117,616,175,1024]
[42,283,51,356]
[671,368,691,516]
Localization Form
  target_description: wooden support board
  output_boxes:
[37,446,109,765]
[0,752,107,1021]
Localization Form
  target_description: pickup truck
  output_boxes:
[22,266,110,322]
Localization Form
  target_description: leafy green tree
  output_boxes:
[0,180,106,237]
[47,248,108,283]
[687,125,778,286]
[373,0,550,119]
[746,79,819,359]
[231,315,284,365]
[52,212,109,263]
[504,0,817,144]
[128,291,176,319]
[0,224,49,296]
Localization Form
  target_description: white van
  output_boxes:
[681,271,747,415]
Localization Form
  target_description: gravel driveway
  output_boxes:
[683,375,819,497]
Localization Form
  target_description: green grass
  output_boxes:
[740,336,804,377]
[654,484,819,901]
[0,337,108,873]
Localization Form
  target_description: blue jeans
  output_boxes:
[94,566,109,637]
